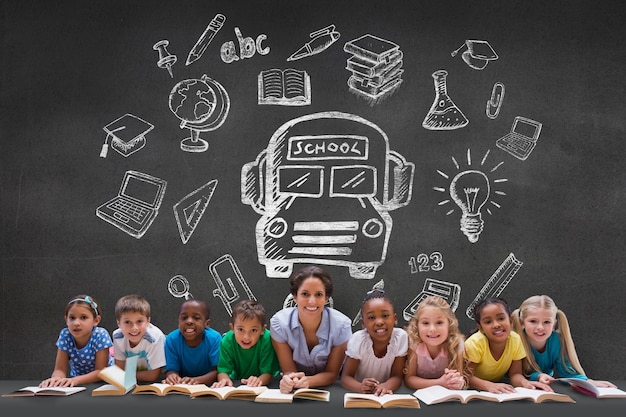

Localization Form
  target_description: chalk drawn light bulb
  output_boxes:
[449,170,490,243]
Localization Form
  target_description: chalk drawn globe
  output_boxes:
[168,78,216,125]
[167,75,230,153]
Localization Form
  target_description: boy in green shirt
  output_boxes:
[211,299,280,387]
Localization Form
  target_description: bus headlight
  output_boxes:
[267,217,288,239]
[362,218,383,239]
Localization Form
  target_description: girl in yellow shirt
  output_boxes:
[464,297,551,393]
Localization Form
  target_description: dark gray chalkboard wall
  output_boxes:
[2,0,625,380]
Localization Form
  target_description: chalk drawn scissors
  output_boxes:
[168,275,194,300]
[486,82,505,119]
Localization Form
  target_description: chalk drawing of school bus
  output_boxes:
[241,111,414,279]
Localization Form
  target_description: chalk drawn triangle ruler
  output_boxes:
[174,179,218,244]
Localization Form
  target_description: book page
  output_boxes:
[190,385,267,399]
[260,69,284,99]
[3,386,86,397]
[293,388,330,401]
[98,366,126,390]
[345,393,418,408]
[283,69,306,99]
[413,385,481,404]
[254,388,294,403]
[133,383,168,394]
[485,388,574,403]
[99,355,138,392]
[91,384,128,396]
[167,384,210,395]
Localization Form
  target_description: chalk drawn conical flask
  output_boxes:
[422,70,468,130]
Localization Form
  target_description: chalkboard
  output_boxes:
[2,0,625,380]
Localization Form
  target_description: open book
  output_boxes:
[413,385,575,405]
[92,355,138,396]
[133,383,212,397]
[258,68,311,106]
[254,387,330,403]
[189,385,268,400]
[344,393,420,408]
[558,378,626,398]
[2,386,86,397]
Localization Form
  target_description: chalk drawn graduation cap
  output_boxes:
[451,40,498,70]
[100,113,154,158]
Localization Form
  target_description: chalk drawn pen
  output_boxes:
[287,24,340,62]
[186,13,226,66]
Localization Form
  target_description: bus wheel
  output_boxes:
[265,263,292,278]
[349,265,378,280]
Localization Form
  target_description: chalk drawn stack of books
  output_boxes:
[344,34,404,102]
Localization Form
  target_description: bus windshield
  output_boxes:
[278,165,323,197]
[330,165,376,197]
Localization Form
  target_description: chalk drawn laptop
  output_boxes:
[96,170,167,239]
[495,116,542,161]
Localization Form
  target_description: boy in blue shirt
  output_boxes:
[163,299,222,385]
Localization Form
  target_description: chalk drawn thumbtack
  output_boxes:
[153,40,177,78]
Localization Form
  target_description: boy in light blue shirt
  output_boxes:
[163,299,222,385]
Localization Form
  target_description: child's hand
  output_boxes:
[487,382,516,394]
[444,375,465,390]
[180,376,202,385]
[526,380,553,392]
[361,378,380,394]
[442,369,464,390]
[162,373,182,385]
[241,376,263,387]
[373,382,393,396]
[40,377,74,388]
[211,379,231,388]
[537,373,554,384]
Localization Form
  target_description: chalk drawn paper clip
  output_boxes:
[486,82,505,119]
[209,254,256,316]
[168,275,193,300]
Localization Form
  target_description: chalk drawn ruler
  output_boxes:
[173,179,218,244]
[465,253,523,319]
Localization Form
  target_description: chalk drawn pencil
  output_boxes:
[186,13,226,66]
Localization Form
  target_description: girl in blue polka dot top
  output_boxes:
[39,294,114,387]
